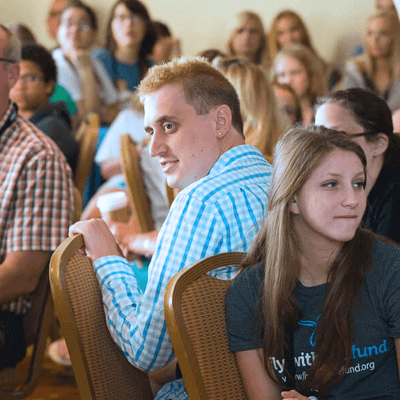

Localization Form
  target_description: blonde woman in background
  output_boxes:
[271,44,326,126]
[340,10,400,112]
[225,11,270,68]
[269,10,340,89]
[215,58,286,159]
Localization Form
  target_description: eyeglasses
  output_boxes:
[351,131,380,138]
[18,74,43,84]
[60,20,91,31]
[0,57,17,64]
[113,14,142,25]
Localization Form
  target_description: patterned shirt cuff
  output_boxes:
[93,255,134,285]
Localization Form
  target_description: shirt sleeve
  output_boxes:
[370,241,400,338]
[225,265,264,352]
[93,193,240,371]
[370,185,400,244]
[7,151,73,252]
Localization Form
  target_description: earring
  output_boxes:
[218,132,222,135]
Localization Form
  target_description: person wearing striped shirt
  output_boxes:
[70,57,272,399]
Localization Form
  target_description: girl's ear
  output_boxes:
[372,133,389,157]
[289,196,299,215]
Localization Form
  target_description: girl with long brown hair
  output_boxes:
[226,125,400,399]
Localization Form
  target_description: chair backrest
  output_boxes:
[49,234,153,400]
[0,268,54,399]
[72,186,82,223]
[120,134,155,233]
[74,113,99,196]
[164,252,247,400]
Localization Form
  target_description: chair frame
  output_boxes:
[74,113,100,196]
[164,252,247,400]
[50,234,153,400]
[120,134,155,233]
[0,269,54,399]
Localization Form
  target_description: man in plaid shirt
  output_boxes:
[70,57,272,399]
[0,25,73,369]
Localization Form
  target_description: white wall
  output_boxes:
[3,0,375,65]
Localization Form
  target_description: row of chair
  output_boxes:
[49,235,247,399]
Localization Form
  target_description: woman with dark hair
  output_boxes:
[93,0,157,92]
[53,1,122,124]
[226,125,400,399]
[315,88,400,243]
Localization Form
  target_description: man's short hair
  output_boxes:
[138,57,244,136]
[21,45,57,83]
[0,24,21,67]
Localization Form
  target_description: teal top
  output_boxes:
[50,84,77,116]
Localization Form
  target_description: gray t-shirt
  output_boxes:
[226,240,400,399]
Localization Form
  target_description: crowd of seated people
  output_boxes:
[4,0,400,398]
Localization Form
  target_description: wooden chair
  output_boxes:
[49,234,153,400]
[164,252,247,400]
[120,133,155,233]
[72,186,82,223]
[0,268,54,399]
[74,113,100,196]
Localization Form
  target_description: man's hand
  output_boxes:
[69,219,121,263]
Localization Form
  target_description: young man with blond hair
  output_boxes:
[70,57,272,399]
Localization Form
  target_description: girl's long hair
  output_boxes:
[225,10,270,68]
[216,57,286,158]
[243,125,375,398]
[353,10,400,82]
[105,0,157,79]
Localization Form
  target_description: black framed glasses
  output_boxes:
[0,57,17,64]
[351,131,380,138]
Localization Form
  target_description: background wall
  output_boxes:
[3,0,375,66]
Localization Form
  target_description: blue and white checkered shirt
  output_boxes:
[93,145,272,399]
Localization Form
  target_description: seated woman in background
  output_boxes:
[225,10,269,69]
[272,81,302,126]
[215,57,286,159]
[226,125,400,399]
[340,10,400,112]
[272,44,326,126]
[53,2,122,125]
[315,88,400,243]
[269,10,339,88]
[94,0,157,93]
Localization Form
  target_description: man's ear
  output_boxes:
[373,133,389,157]
[289,196,299,215]
[214,104,232,139]
[7,63,20,90]
[44,80,56,98]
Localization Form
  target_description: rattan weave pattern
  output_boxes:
[180,275,247,398]
[53,237,152,400]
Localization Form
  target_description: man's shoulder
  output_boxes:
[8,116,70,163]
[185,145,272,205]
